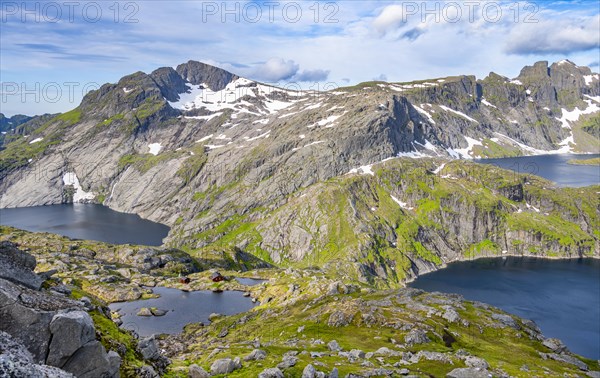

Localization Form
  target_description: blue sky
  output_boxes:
[1,0,599,116]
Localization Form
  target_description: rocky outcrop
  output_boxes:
[0,331,74,378]
[0,241,43,290]
[0,243,121,377]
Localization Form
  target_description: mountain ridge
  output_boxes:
[0,59,598,286]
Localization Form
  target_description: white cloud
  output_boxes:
[505,14,600,55]
[372,5,407,36]
[249,58,299,82]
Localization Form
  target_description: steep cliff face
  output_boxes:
[0,60,598,284]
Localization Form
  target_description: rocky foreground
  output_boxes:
[1,233,598,378]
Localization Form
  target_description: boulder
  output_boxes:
[137,307,153,317]
[210,357,241,375]
[327,340,341,352]
[188,364,210,378]
[258,367,284,378]
[0,330,74,378]
[446,368,490,378]
[464,356,489,370]
[544,353,588,371]
[491,313,519,329]
[139,365,159,378]
[47,311,96,367]
[348,349,365,359]
[138,336,160,360]
[277,354,298,369]
[442,307,460,323]
[60,340,116,378]
[0,241,43,290]
[302,364,317,378]
[404,328,430,345]
[150,307,167,316]
[542,338,567,353]
[244,348,267,361]
[0,278,81,363]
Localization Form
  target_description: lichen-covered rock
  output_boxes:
[446,367,490,378]
[188,364,210,378]
[0,241,43,290]
[404,328,430,345]
[47,311,96,367]
[0,331,74,378]
[258,367,284,378]
[210,357,241,375]
[244,348,266,361]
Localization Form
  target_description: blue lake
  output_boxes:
[410,257,600,359]
[476,154,600,187]
[0,204,169,246]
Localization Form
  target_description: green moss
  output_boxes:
[581,113,600,137]
[176,147,207,185]
[465,239,500,258]
[90,311,145,376]
[55,108,82,125]
[99,113,125,127]
[508,212,593,248]
[117,150,182,174]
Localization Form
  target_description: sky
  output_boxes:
[1,0,599,116]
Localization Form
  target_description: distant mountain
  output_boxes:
[0,60,598,284]
[0,113,32,132]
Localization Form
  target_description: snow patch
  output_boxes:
[556,99,600,129]
[452,136,483,159]
[414,105,436,124]
[481,99,497,109]
[184,112,222,121]
[349,164,374,176]
[29,137,43,144]
[168,78,299,115]
[584,94,600,103]
[245,131,270,142]
[63,172,95,202]
[510,79,523,85]
[439,105,479,123]
[583,74,598,86]
[123,87,133,93]
[204,144,226,150]
[196,134,213,143]
[432,163,446,175]
[303,102,323,111]
[391,195,413,210]
[148,143,162,155]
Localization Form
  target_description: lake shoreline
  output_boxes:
[404,253,600,285]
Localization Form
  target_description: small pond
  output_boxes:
[109,286,258,337]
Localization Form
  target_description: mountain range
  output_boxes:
[0,60,598,285]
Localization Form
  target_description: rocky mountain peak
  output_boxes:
[175,60,239,92]
[517,61,550,81]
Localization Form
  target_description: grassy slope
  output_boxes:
[180,159,598,288]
